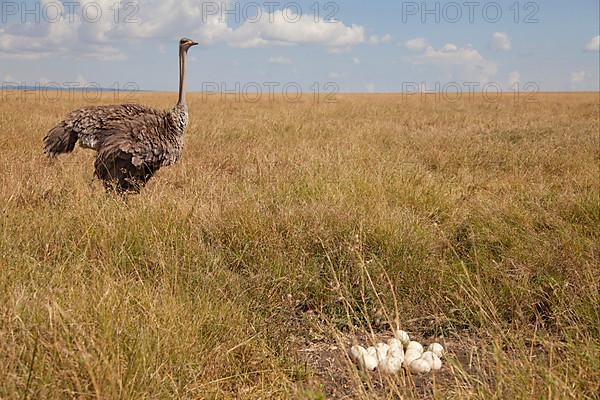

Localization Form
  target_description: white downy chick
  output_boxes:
[395,330,411,347]
[409,358,432,374]
[427,343,445,358]
[421,351,442,371]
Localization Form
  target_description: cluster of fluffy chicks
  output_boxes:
[350,330,444,374]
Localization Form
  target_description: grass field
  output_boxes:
[0,91,598,399]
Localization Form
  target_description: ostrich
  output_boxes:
[43,37,199,193]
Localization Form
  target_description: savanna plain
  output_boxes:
[0,91,598,399]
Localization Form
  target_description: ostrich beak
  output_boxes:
[190,41,199,46]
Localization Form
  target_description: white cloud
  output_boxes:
[329,72,342,79]
[365,83,375,93]
[409,41,498,83]
[0,0,124,60]
[585,35,600,52]
[571,71,585,84]
[404,37,429,51]
[508,71,521,86]
[352,57,361,65]
[368,34,393,45]
[226,9,367,50]
[441,43,458,52]
[0,1,387,59]
[268,56,292,65]
[491,32,512,51]
[113,0,228,43]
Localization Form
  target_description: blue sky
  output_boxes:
[0,0,599,92]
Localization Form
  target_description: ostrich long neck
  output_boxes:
[177,47,187,105]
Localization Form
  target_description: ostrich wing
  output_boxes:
[89,104,183,169]
[44,103,163,157]
[57,104,166,152]
[46,103,184,182]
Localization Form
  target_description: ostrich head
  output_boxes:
[180,38,199,52]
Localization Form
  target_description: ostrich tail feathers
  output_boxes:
[43,125,79,157]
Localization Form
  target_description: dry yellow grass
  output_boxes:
[0,91,598,399]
